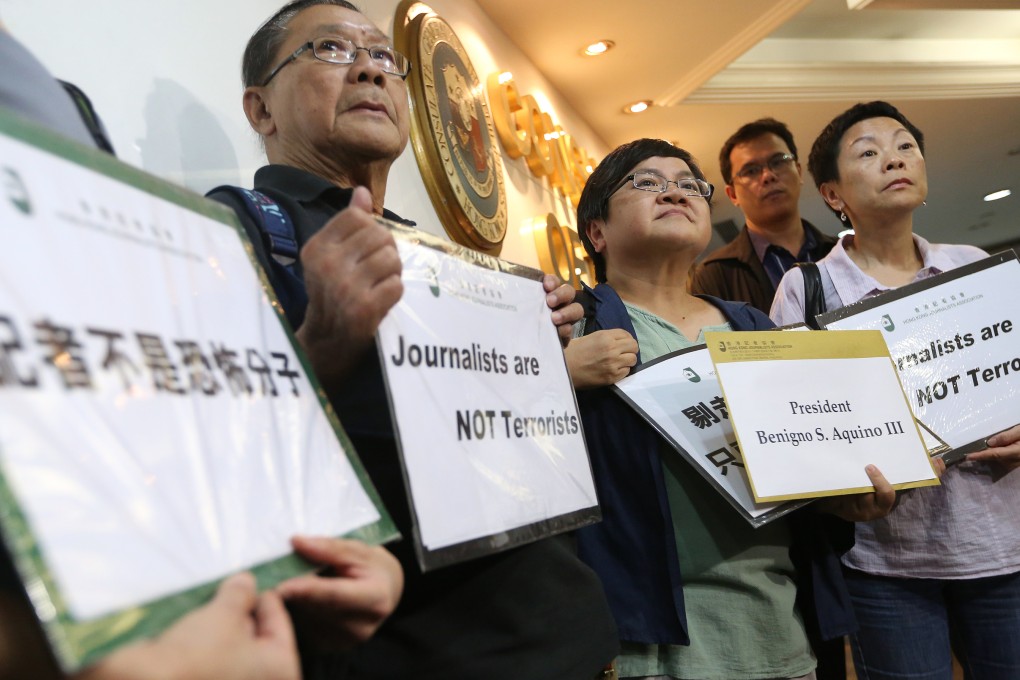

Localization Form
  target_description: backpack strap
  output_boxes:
[212,186,299,266]
[573,287,597,336]
[209,186,308,328]
[796,262,826,330]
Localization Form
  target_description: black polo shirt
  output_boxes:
[209,165,618,680]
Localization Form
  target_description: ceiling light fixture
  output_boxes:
[984,189,1011,202]
[624,100,652,114]
[583,40,614,56]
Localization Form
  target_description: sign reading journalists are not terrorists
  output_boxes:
[820,251,1020,460]
[376,222,599,571]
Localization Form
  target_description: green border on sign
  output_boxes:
[0,107,398,670]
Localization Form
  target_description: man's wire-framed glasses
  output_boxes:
[262,36,412,86]
[731,153,796,184]
[619,172,714,199]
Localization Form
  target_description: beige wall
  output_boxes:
[1,0,608,271]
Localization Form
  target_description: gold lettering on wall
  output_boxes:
[531,213,593,288]
[487,74,532,159]
[487,74,596,206]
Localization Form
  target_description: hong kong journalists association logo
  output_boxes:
[427,265,441,297]
[683,367,701,383]
[2,167,32,216]
[881,314,896,332]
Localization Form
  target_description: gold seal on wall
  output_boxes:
[396,7,508,254]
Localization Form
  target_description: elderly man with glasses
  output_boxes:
[689,118,838,315]
[208,2,618,678]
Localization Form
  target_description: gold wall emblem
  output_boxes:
[396,8,508,253]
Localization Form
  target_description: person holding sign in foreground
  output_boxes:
[771,101,1020,680]
[566,138,906,680]
[209,1,617,678]
[0,20,301,680]
[0,18,404,680]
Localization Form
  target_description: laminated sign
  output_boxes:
[706,330,939,503]
[0,110,395,669]
[819,251,1020,464]
[376,224,599,570]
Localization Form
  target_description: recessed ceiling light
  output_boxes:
[624,100,652,114]
[583,40,615,56]
[984,189,1011,202]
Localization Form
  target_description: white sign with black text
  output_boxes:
[376,226,599,569]
[820,252,1020,461]
[0,113,392,668]
[706,330,939,503]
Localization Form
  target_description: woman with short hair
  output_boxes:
[772,100,1020,680]
[569,137,897,680]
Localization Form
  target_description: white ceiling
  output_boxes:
[474,0,1020,251]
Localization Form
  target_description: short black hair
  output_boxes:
[808,101,925,219]
[718,118,797,185]
[577,138,707,283]
[243,0,362,88]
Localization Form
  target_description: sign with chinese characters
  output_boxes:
[0,110,395,670]
[819,251,1020,464]
[706,330,938,503]
[613,344,805,527]
[376,221,599,570]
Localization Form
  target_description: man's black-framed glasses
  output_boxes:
[262,36,412,86]
[621,172,713,199]
[732,153,796,184]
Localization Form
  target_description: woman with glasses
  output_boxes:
[771,101,1020,680]
[568,138,897,680]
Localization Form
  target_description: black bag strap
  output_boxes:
[58,80,116,155]
[208,186,308,329]
[210,186,300,266]
[796,262,825,330]
[574,288,596,328]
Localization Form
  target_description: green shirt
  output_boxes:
[617,303,815,680]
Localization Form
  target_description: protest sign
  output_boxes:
[706,330,938,502]
[819,251,1020,463]
[377,225,599,570]
[0,110,394,669]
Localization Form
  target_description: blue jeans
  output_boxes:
[844,567,1020,680]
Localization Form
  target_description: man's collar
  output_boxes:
[746,226,773,261]
[254,164,349,203]
[253,164,415,226]
[747,218,818,261]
